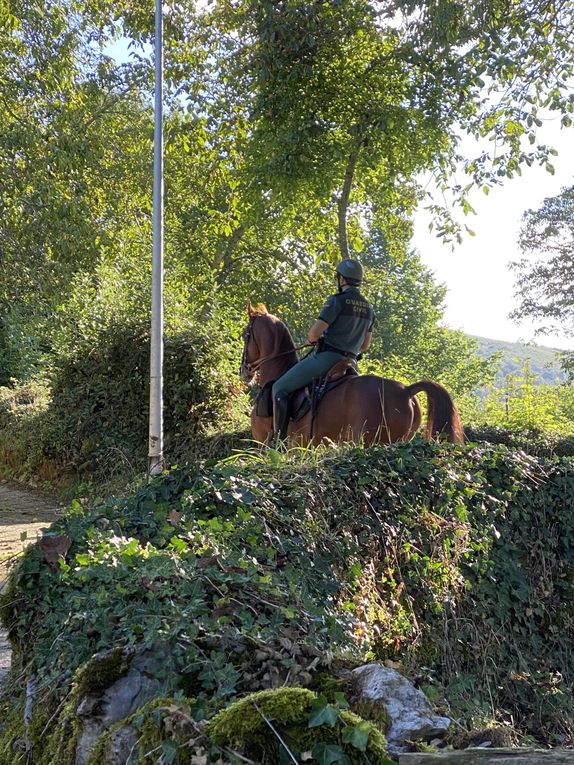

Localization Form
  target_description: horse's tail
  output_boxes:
[404,380,464,444]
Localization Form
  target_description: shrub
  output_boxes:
[465,424,574,457]
[0,380,59,481]
[0,308,46,386]
[44,321,239,474]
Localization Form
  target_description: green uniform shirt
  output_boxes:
[318,287,375,355]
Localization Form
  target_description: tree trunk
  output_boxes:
[337,136,364,260]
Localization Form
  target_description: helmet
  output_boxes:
[336,259,363,285]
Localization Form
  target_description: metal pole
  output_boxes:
[148,0,164,477]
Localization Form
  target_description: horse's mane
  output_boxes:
[273,316,297,355]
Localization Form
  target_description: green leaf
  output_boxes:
[342,721,371,751]
[333,692,349,709]
[308,701,339,728]
[311,743,350,764]
[170,535,188,553]
[160,740,177,764]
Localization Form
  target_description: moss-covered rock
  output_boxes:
[208,687,391,764]
[353,697,391,734]
[208,687,315,748]
[76,646,134,697]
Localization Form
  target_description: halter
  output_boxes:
[241,316,311,376]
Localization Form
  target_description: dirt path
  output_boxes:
[0,483,61,683]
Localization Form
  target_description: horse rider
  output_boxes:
[271,258,375,443]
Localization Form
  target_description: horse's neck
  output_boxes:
[259,355,297,388]
[258,321,298,387]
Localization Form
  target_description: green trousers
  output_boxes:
[272,350,346,399]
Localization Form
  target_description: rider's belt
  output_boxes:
[317,341,357,359]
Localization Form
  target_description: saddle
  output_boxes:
[255,359,358,420]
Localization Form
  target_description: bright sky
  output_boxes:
[412,118,574,350]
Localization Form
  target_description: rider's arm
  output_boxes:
[360,310,375,352]
[311,294,342,344]
[360,331,373,351]
[308,319,329,344]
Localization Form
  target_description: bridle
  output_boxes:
[240,317,258,377]
[240,316,311,378]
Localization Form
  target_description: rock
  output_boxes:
[106,725,139,765]
[352,664,451,751]
[76,696,99,716]
[398,748,574,764]
[74,646,176,765]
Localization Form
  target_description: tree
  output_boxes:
[204,0,574,259]
[512,185,574,337]
[2,0,570,397]
[0,0,157,376]
[511,185,574,378]
[358,230,497,395]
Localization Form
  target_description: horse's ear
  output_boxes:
[247,302,268,317]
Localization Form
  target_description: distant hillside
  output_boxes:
[470,335,568,385]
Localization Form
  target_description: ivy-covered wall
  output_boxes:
[1,440,573,762]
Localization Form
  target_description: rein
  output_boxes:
[241,315,312,375]
[247,343,312,373]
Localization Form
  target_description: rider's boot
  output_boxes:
[270,392,290,449]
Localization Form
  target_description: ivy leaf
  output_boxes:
[170,536,188,553]
[160,740,177,764]
[333,692,349,709]
[308,700,339,728]
[342,722,371,751]
[311,743,351,764]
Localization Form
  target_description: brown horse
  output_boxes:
[240,304,464,446]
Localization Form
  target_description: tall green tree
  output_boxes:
[512,185,574,337]
[511,184,574,379]
[0,0,155,379]
[203,0,574,259]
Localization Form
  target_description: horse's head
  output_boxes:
[239,303,269,384]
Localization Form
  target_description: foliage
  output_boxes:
[1,440,574,756]
[208,688,391,764]
[462,360,574,435]
[0,223,502,493]
[0,0,151,358]
[208,0,574,254]
[511,185,574,375]
[0,380,58,482]
[2,0,574,394]
[0,308,46,386]
[0,321,242,485]
[464,425,574,459]
[48,321,234,469]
